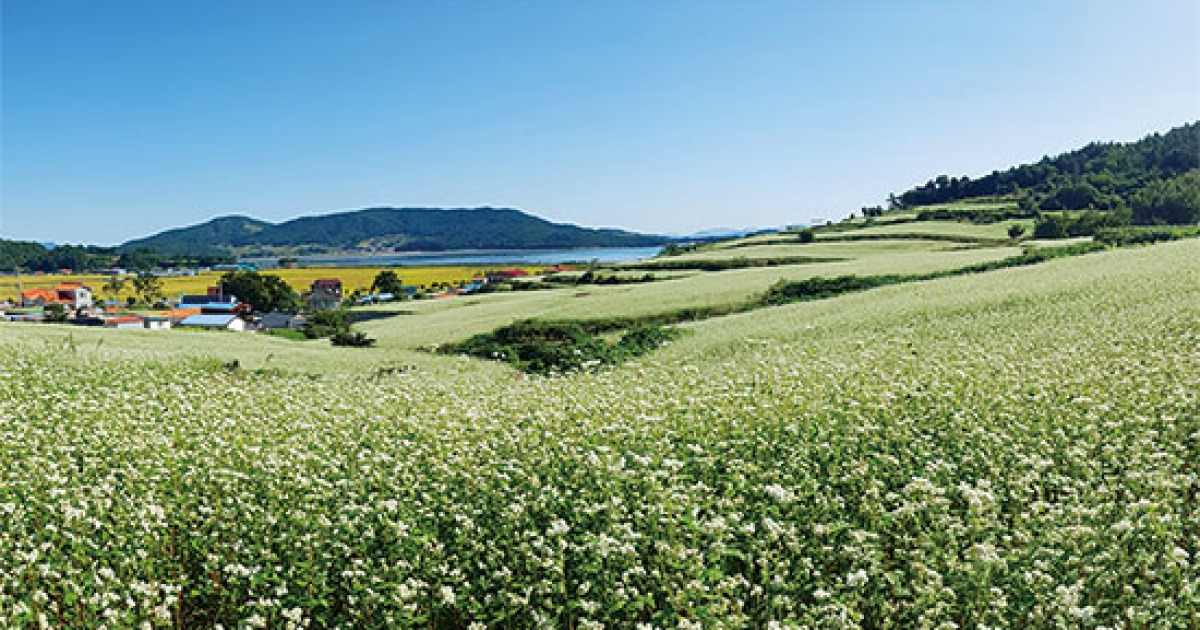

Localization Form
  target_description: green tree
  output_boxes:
[102,277,126,302]
[132,275,164,306]
[1007,224,1026,240]
[370,270,405,295]
[219,270,299,313]
[1131,171,1200,225]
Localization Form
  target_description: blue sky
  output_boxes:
[2,1,1198,245]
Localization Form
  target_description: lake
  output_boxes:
[242,246,664,268]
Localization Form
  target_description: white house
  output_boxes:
[177,314,246,332]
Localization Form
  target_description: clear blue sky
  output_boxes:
[3,1,1198,245]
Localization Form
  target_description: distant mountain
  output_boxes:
[121,207,671,256]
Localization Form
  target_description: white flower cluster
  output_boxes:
[0,240,1197,627]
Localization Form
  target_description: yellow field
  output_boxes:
[0,265,546,302]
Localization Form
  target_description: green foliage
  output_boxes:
[1033,209,1131,239]
[625,255,832,272]
[895,122,1198,209]
[370,269,405,295]
[915,205,1035,223]
[450,320,681,374]
[263,328,308,341]
[1007,224,1026,240]
[1093,225,1200,246]
[101,276,126,301]
[764,242,1108,306]
[131,274,164,306]
[302,308,353,339]
[330,330,376,347]
[544,271,659,286]
[796,228,815,243]
[42,303,68,323]
[0,239,51,272]
[219,270,299,313]
[115,248,165,272]
[1131,170,1200,225]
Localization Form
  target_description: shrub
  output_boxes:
[330,331,376,347]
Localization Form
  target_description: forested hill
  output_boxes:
[894,121,1199,220]
[120,207,671,255]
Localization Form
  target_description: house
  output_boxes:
[177,314,247,331]
[310,278,343,298]
[486,269,530,283]
[105,315,146,330]
[259,312,305,330]
[142,316,172,331]
[19,288,57,307]
[58,282,94,309]
[164,307,202,323]
[305,286,341,311]
[20,282,92,309]
[198,302,242,315]
[180,291,238,306]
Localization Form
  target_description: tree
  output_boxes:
[132,275,164,306]
[1131,171,1200,225]
[44,303,68,323]
[101,277,126,302]
[796,229,815,243]
[116,248,163,272]
[370,270,405,295]
[219,270,299,313]
[1007,225,1026,240]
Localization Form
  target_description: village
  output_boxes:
[0,266,542,333]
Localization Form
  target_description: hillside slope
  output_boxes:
[894,121,1199,221]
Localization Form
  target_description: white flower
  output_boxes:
[846,569,868,587]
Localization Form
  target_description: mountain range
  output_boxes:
[120,207,671,256]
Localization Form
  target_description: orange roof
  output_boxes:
[21,288,59,302]
[165,307,202,319]
[105,316,143,325]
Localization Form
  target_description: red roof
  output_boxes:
[105,316,143,325]
[21,288,59,302]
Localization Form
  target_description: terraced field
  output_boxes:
[1,231,1196,628]
[817,218,1032,241]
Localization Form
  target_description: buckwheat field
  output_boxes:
[2,241,1197,628]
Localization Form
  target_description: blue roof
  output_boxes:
[199,303,239,312]
[179,314,237,327]
[181,294,238,305]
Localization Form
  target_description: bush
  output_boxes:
[302,309,353,339]
[1093,225,1200,246]
[330,331,376,347]
[448,320,680,374]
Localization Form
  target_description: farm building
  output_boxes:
[20,282,93,309]
[143,316,171,331]
[177,314,247,332]
[105,316,146,330]
[310,278,343,298]
[305,286,341,311]
[259,312,305,330]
